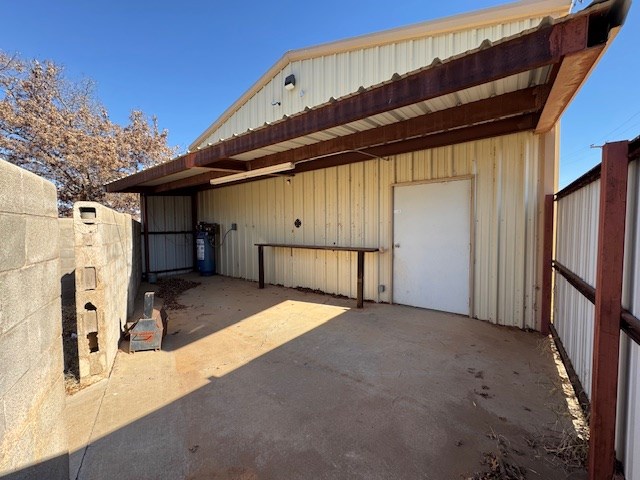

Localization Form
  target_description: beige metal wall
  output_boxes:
[198,14,559,148]
[198,130,542,328]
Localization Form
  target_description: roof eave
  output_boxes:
[188,0,572,150]
[106,0,626,195]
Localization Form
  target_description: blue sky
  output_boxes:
[1,0,638,187]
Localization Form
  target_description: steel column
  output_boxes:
[258,245,265,289]
[142,194,151,278]
[588,141,629,480]
[540,194,554,335]
[357,251,365,309]
[191,193,198,271]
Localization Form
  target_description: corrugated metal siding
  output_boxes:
[553,179,600,396]
[554,274,596,396]
[553,160,640,479]
[556,180,600,285]
[143,195,193,274]
[198,17,549,147]
[198,130,540,328]
[619,159,640,480]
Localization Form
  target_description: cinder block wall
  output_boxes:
[73,202,141,381]
[0,161,69,479]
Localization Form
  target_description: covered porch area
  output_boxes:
[67,277,585,479]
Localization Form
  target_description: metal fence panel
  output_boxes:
[554,158,640,479]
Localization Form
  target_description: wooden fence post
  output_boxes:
[589,141,629,480]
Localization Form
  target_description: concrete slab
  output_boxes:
[68,275,586,479]
[65,379,108,479]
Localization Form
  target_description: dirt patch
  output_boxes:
[465,431,527,480]
[294,286,350,300]
[528,429,588,472]
[156,277,201,310]
[464,429,587,480]
[61,303,82,394]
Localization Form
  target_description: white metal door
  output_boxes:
[393,179,471,315]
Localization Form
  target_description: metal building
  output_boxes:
[107,0,627,331]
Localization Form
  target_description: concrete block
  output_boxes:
[43,258,62,302]
[0,160,24,214]
[0,213,26,271]
[27,297,62,356]
[35,376,67,455]
[81,309,98,333]
[0,259,61,334]
[42,180,58,218]
[3,345,61,435]
[82,267,97,290]
[0,385,6,441]
[19,168,57,218]
[78,355,90,379]
[0,161,68,477]
[74,202,99,224]
[72,202,142,382]
[0,321,31,394]
[2,423,35,472]
[89,353,105,376]
[25,216,60,264]
[21,174,46,218]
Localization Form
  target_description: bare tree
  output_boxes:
[0,51,177,216]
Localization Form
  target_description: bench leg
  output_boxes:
[357,251,364,308]
[258,246,265,289]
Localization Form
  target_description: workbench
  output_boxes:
[254,243,379,308]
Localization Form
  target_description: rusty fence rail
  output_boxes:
[548,135,640,480]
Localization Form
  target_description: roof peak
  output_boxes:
[189,0,572,150]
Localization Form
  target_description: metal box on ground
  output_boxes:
[129,292,167,353]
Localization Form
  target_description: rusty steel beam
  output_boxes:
[555,163,602,201]
[201,159,248,172]
[152,170,238,193]
[193,13,596,169]
[536,45,606,133]
[106,1,623,193]
[553,260,596,303]
[589,140,629,480]
[621,310,640,345]
[106,153,196,192]
[105,157,247,193]
[553,260,640,347]
[249,86,548,171]
[294,114,539,174]
[157,113,538,193]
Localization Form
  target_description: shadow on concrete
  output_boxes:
[0,453,69,480]
[61,270,80,379]
[60,276,584,480]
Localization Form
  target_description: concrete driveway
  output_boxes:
[67,275,585,479]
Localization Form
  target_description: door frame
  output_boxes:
[389,175,475,316]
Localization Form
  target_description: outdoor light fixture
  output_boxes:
[284,74,296,90]
[210,162,295,185]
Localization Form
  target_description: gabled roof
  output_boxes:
[189,0,572,150]
[106,0,629,195]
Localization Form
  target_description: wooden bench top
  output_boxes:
[255,243,379,253]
